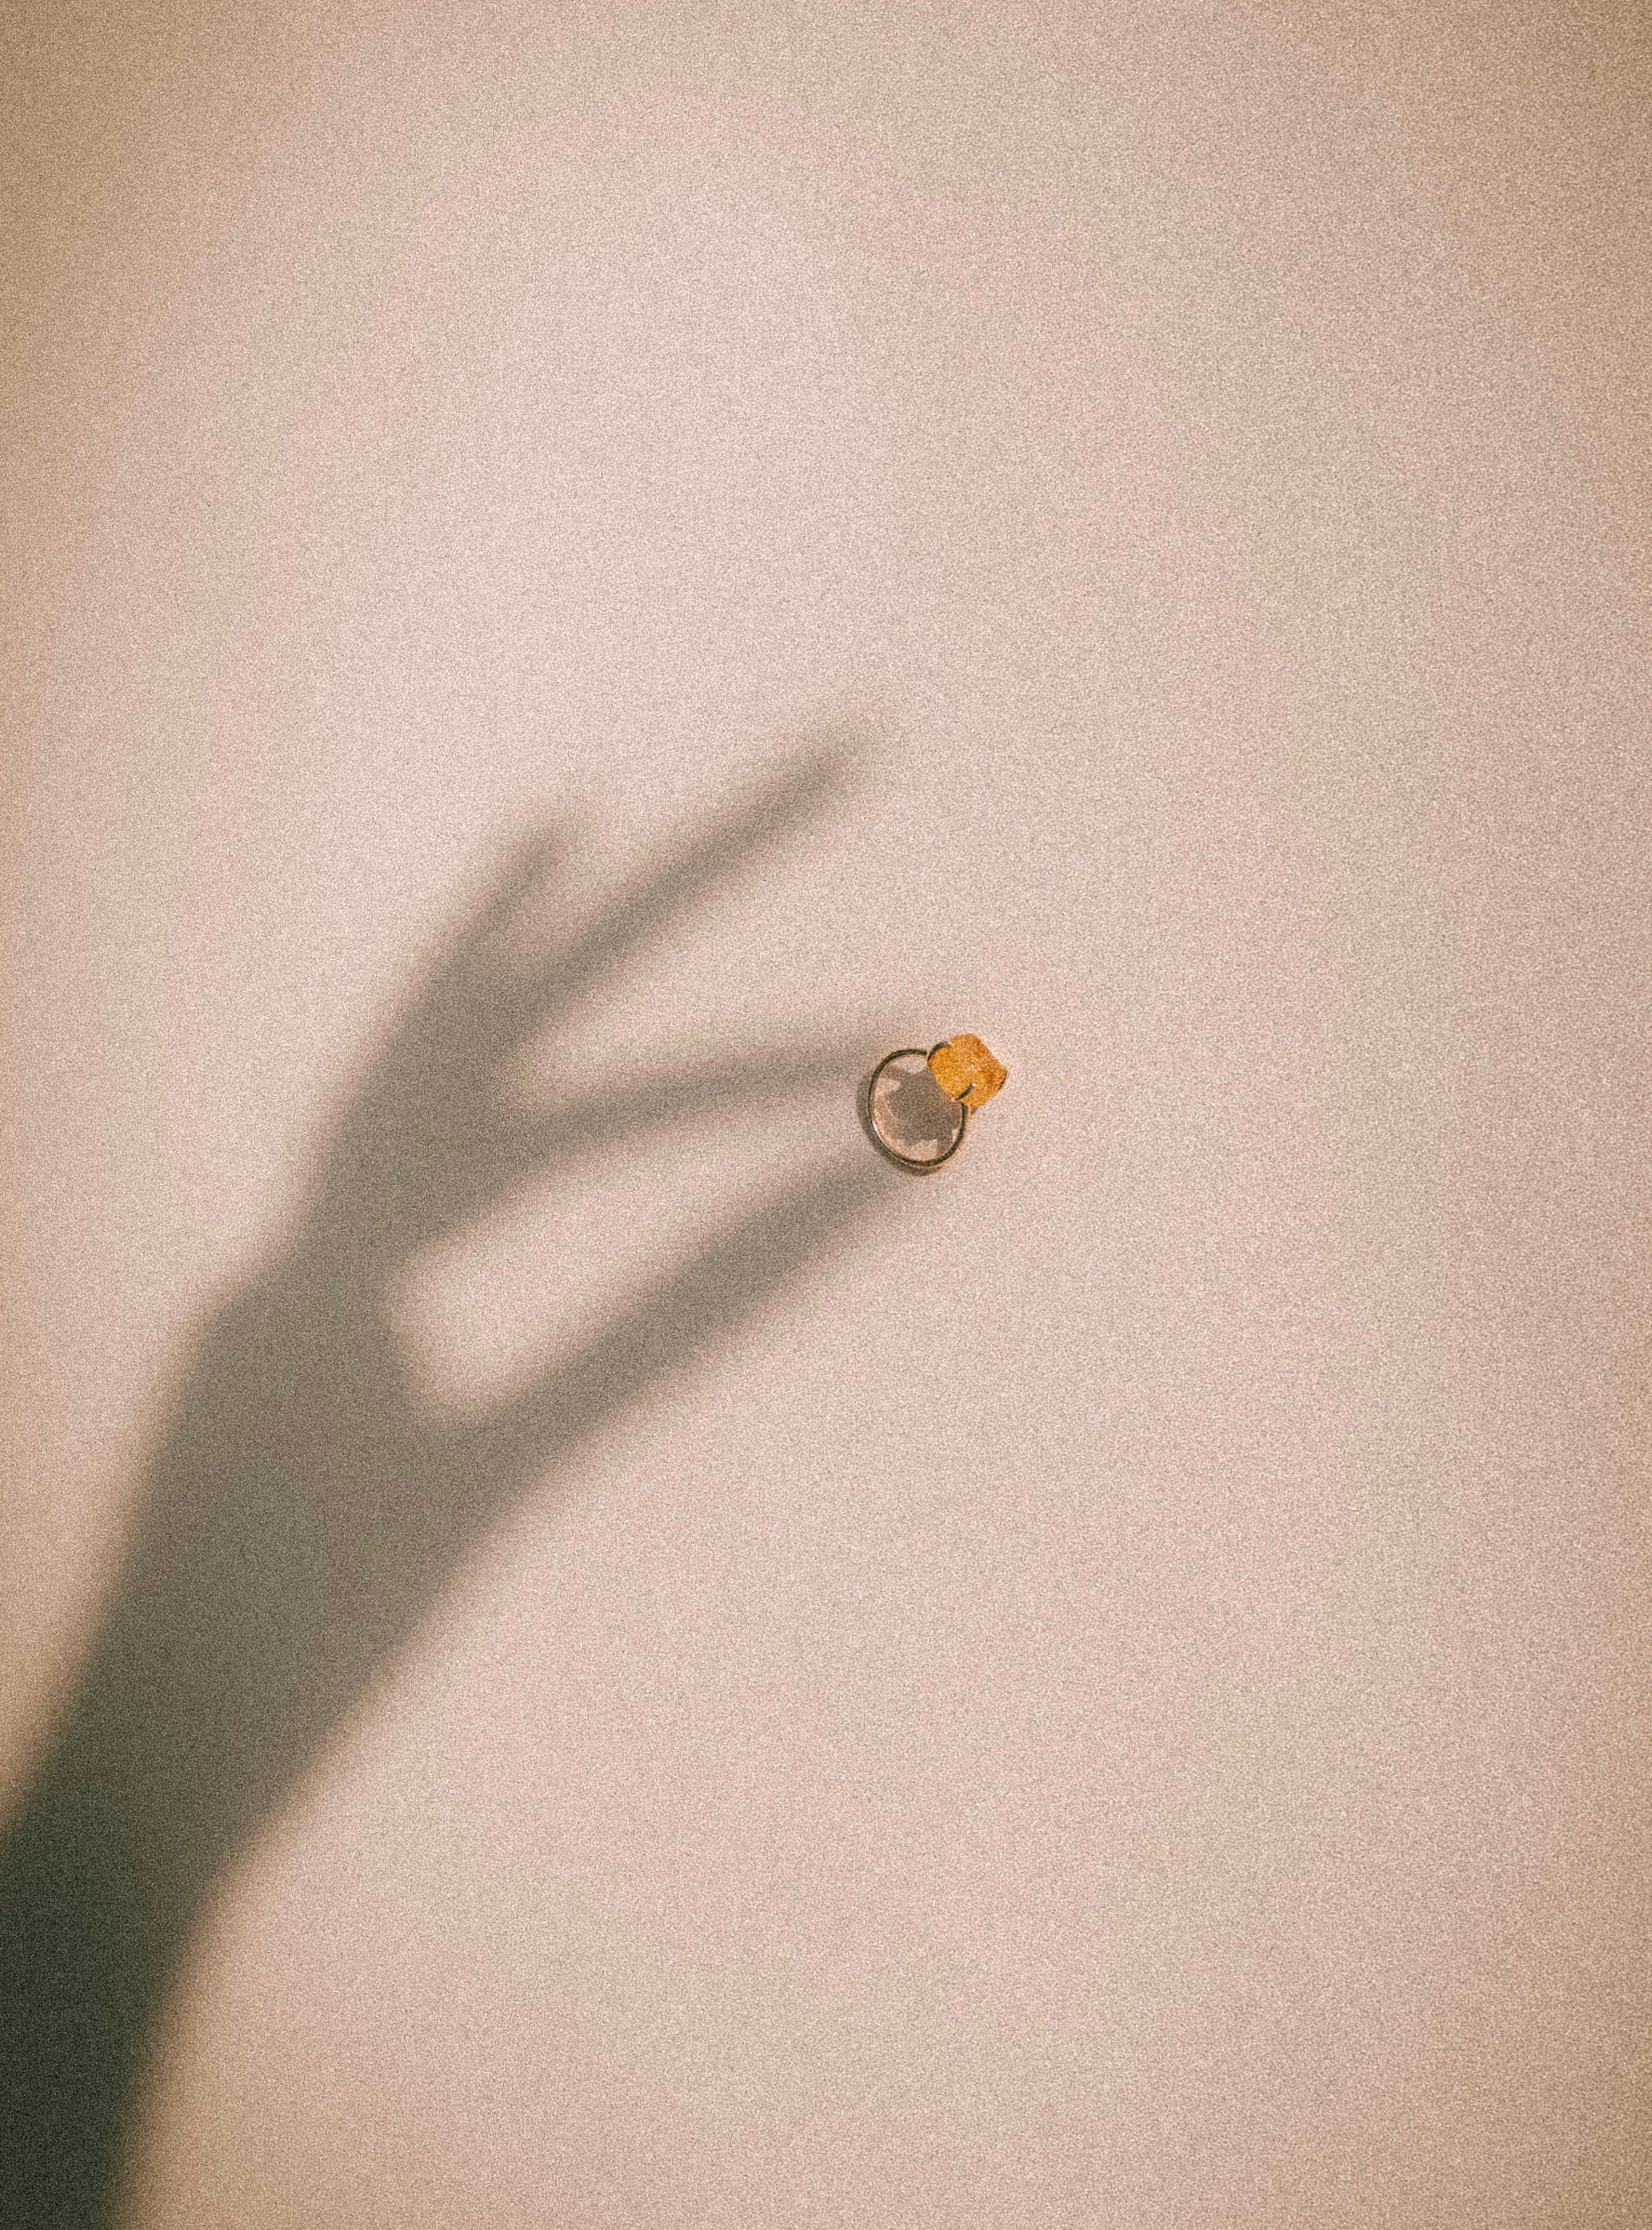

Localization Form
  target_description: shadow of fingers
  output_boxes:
[498,1039,881,1171]
[462,1150,890,1506]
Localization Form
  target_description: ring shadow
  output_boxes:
[858,1049,968,1174]
[0,741,893,2229]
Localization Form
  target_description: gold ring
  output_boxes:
[862,1034,1008,1173]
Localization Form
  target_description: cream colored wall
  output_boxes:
[4,4,1651,2223]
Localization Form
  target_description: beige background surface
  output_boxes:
[4,3,1651,2223]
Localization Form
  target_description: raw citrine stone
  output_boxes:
[927,1034,1007,1106]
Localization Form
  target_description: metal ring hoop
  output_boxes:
[863,1045,969,1173]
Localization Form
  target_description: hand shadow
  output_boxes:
[0,742,890,2229]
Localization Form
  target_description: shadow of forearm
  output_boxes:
[0,1150,884,2228]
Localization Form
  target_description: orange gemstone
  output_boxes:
[927,1034,1007,1107]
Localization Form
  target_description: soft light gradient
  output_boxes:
[4,3,1650,2223]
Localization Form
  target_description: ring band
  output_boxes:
[862,1034,1007,1173]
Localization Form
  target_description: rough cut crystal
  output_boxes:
[927,1035,1007,1106]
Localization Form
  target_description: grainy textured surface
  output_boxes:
[3,3,1651,2223]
